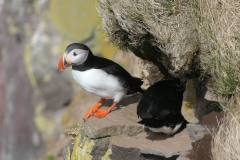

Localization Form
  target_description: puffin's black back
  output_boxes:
[137,79,185,123]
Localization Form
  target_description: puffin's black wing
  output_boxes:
[137,79,185,123]
[93,56,143,92]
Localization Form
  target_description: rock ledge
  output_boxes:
[63,94,193,160]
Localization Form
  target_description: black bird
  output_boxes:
[137,79,185,135]
[58,43,143,120]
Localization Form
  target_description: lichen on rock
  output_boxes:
[63,95,193,160]
[182,78,221,123]
[182,80,199,123]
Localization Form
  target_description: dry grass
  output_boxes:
[97,0,199,78]
[211,95,240,160]
[196,0,240,95]
[97,1,240,158]
[65,124,81,141]
[195,0,240,159]
[140,60,164,87]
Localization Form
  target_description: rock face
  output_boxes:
[186,112,224,160]
[1,0,127,159]
[0,1,45,159]
[181,78,221,123]
[186,124,215,141]
[63,94,193,160]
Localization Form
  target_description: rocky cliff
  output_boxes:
[0,0,122,159]
[1,0,237,159]
[63,94,193,160]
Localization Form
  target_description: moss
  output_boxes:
[46,154,56,160]
[46,0,116,58]
[47,0,98,41]
[182,80,195,108]
[71,134,82,160]
[181,80,199,123]
[101,149,112,160]
[34,104,55,139]
[61,111,71,127]
[6,17,18,34]
[66,147,71,160]
[23,44,43,97]
[71,134,95,160]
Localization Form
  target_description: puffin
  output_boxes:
[58,43,143,120]
[137,79,185,135]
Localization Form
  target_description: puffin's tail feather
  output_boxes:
[127,76,144,94]
[132,76,143,87]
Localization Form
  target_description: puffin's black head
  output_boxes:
[58,43,91,71]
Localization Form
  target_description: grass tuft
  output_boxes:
[195,0,240,159]
[97,0,199,78]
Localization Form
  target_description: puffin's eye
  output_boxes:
[73,52,77,56]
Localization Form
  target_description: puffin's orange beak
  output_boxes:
[58,54,72,71]
[58,55,65,71]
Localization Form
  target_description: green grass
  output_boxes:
[46,154,56,160]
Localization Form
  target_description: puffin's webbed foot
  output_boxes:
[94,102,117,118]
[83,98,105,121]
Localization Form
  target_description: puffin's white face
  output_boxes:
[65,49,89,66]
[58,43,91,71]
[58,48,89,71]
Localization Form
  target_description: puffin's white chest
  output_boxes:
[72,69,126,101]
[148,121,184,135]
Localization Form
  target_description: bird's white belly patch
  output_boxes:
[148,121,184,135]
[72,69,126,101]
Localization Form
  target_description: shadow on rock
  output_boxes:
[145,131,170,141]
[102,93,141,108]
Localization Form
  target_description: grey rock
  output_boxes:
[90,137,110,156]
[64,131,110,160]
[110,145,142,160]
[177,156,190,160]
[204,90,218,102]
[193,78,218,119]
[187,124,215,141]
[109,140,181,160]
[62,141,74,160]
[176,150,194,160]
[83,94,144,139]
[110,129,193,158]
[0,1,45,159]
[30,21,74,111]
[182,78,221,123]
[65,94,194,160]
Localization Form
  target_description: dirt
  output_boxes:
[188,111,224,160]
[192,134,212,160]
[199,111,224,126]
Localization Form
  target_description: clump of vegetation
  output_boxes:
[65,124,81,141]
[46,154,56,160]
[211,94,240,160]
[196,0,240,95]
[194,0,240,158]
[141,60,164,86]
[97,0,199,79]
[97,0,240,159]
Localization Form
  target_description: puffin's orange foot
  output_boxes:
[93,109,111,118]
[83,107,99,121]
[83,98,105,121]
